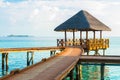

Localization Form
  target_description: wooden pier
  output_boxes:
[0,46,65,73]
[0,47,83,80]
[0,10,114,80]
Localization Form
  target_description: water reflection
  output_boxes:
[81,63,110,80]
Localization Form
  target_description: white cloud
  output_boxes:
[0,0,120,36]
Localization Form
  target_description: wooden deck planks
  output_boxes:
[1,47,83,80]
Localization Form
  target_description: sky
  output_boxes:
[0,0,120,37]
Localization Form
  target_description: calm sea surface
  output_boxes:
[0,36,120,80]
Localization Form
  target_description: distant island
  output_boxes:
[7,35,32,37]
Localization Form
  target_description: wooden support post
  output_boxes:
[27,51,34,66]
[73,30,75,46]
[2,53,9,72]
[6,53,8,71]
[87,51,89,55]
[57,39,59,46]
[27,52,29,66]
[54,50,56,55]
[76,64,80,80]
[103,49,105,56]
[80,31,82,45]
[100,31,102,39]
[2,53,5,70]
[65,30,67,46]
[93,31,96,39]
[79,63,82,80]
[86,31,88,40]
[101,63,105,80]
[31,52,34,64]
[50,50,56,56]
[69,69,74,80]
[50,51,53,57]
[80,31,82,40]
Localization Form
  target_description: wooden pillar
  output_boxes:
[6,53,8,71]
[103,49,105,56]
[50,50,56,56]
[86,31,88,40]
[31,52,34,64]
[101,63,105,80]
[2,53,5,70]
[80,31,82,40]
[27,52,29,66]
[57,39,59,46]
[54,50,56,55]
[2,53,9,71]
[80,31,82,45]
[93,31,96,39]
[73,30,75,46]
[100,31,102,39]
[87,51,89,55]
[65,30,67,46]
[69,69,74,80]
[27,51,34,66]
[76,64,80,80]
[50,51,52,56]
[50,51,53,57]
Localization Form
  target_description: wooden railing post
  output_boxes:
[2,53,9,72]
[57,39,59,46]
[2,53,5,70]
[27,52,29,66]
[76,64,80,80]
[27,51,34,66]
[6,53,8,71]
[101,63,105,80]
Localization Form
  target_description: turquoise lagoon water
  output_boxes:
[0,36,120,80]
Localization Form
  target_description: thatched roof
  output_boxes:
[54,10,111,31]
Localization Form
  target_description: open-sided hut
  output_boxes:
[54,10,111,55]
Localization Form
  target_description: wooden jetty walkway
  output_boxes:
[0,46,65,73]
[0,47,83,80]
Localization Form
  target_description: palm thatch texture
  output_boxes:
[54,10,111,31]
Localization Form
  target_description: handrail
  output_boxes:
[57,38,109,50]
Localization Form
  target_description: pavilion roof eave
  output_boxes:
[54,28,111,32]
[54,10,111,32]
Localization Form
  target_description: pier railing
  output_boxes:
[57,38,109,50]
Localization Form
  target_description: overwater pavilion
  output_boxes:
[54,10,111,55]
